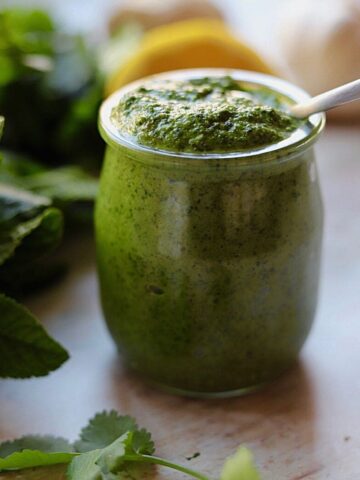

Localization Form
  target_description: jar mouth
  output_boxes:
[99,68,325,162]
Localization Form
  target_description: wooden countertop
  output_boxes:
[0,125,360,480]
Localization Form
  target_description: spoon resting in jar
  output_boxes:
[290,78,360,118]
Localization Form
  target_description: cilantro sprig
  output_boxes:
[0,411,261,480]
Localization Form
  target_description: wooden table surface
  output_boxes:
[0,124,360,480]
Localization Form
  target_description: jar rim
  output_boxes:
[99,68,326,164]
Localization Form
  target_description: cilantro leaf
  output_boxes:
[0,436,74,457]
[131,429,154,455]
[0,450,75,472]
[0,294,69,378]
[95,432,134,476]
[220,447,261,480]
[67,450,102,480]
[0,411,262,480]
[74,412,138,453]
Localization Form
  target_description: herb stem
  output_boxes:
[125,454,210,480]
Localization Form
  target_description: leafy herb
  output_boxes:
[0,436,74,457]
[0,176,64,294]
[0,8,104,170]
[0,151,98,225]
[0,435,75,471]
[74,412,138,453]
[0,451,76,472]
[66,450,100,480]
[0,294,69,378]
[0,7,103,380]
[0,117,69,378]
[0,411,261,479]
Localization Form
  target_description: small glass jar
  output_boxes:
[96,69,325,397]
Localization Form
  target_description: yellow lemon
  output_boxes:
[105,18,275,95]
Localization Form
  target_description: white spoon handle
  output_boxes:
[290,79,360,118]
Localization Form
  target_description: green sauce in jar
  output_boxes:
[96,70,324,396]
[110,76,300,153]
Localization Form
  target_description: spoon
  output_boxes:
[290,78,360,118]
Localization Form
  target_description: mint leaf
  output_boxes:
[67,450,101,480]
[0,436,74,457]
[19,166,98,205]
[221,447,261,480]
[0,183,53,266]
[0,183,50,226]
[0,294,69,378]
[0,207,63,274]
[0,155,98,225]
[0,8,103,171]
[74,412,138,453]
[0,210,45,266]
[0,450,75,472]
[0,207,64,296]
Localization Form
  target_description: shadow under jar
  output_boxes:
[96,69,325,397]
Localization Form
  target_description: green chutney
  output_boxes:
[110,76,300,152]
[96,70,325,396]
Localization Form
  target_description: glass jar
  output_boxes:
[96,69,325,397]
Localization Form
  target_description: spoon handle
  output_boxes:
[290,78,360,118]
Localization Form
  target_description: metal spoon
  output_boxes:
[290,78,360,119]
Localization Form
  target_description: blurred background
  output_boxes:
[0,0,359,298]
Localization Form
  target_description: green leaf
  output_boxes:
[131,430,154,455]
[0,209,45,266]
[19,166,98,206]
[95,432,133,476]
[0,183,49,228]
[0,8,103,171]
[0,207,63,268]
[74,412,138,453]
[220,447,261,480]
[0,294,69,378]
[0,155,98,224]
[0,450,75,472]
[0,206,64,296]
[67,450,102,480]
[0,156,98,205]
[0,436,74,458]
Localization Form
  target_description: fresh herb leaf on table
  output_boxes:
[0,436,74,457]
[0,411,262,479]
